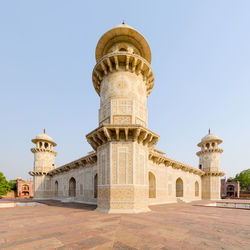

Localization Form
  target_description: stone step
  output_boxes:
[177,198,190,203]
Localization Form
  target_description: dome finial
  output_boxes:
[44,128,46,134]
[208,128,210,134]
[122,20,125,25]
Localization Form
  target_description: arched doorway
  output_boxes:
[94,174,98,198]
[22,184,29,196]
[149,172,156,198]
[227,185,234,197]
[195,181,199,197]
[176,178,183,197]
[55,181,58,197]
[69,177,76,197]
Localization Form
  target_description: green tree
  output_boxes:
[233,169,250,191]
[8,180,16,191]
[0,172,11,196]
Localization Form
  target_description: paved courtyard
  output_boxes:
[0,200,249,249]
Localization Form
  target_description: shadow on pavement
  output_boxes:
[36,200,97,211]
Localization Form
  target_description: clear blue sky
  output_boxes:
[0,1,249,180]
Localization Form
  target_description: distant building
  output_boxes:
[221,178,240,198]
[17,178,33,198]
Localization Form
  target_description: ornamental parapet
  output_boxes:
[92,52,154,97]
[86,125,159,151]
[30,148,57,156]
[196,148,223,156]
[203,171,225,177]
[47,152,97,177]
[149,149,205,176]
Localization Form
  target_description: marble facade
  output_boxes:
[29,24,224,213]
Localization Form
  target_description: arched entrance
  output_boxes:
[227,185,234,197]
[69,177,76,197]
[94,174,98,198]
[22,184,29,196]
[55,181,58,197]
[195,181,199,197]
[149,172,156,198]
[176,178,183,197]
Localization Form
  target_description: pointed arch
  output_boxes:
[69,177,76,197]
[176,178,183,197]
[195,181,199,197]
[149,172,156,198]
[55,181,58,197]
[94,174,98,198]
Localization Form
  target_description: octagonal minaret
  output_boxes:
[87,24,159,213]
[92,23,154,127]
[197,130,224,200]
[29,130,57,199]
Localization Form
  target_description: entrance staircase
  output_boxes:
[177,197,190,203]
[61,197,74,203]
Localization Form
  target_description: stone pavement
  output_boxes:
[0,200,249,249]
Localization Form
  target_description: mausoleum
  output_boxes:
[29,24,225,213]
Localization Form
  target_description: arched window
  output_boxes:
[176,178,183,197]
[55,181,58,197]
[94,174,98,198]
[22,185,29,191]
[119,48,127,52]
[195,181,199,197]
[149,172,156,198]
[69,177,76,197]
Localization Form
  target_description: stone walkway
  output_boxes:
[0,200,249,249]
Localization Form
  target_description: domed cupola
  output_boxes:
[197,129,223,152]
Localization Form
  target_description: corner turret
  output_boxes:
[29,129,57,199]
[197,130,224,200]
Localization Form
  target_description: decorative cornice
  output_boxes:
[29,171,48,176]
[47,152,97,177]
[149,149,205,176]
[196,148,223,156]
[203,171,225,177]
[86,125,159,151]
[30,148,58,156]
[92,52,154,97]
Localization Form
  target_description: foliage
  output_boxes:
[8,181,16,191]
[0,172,11,196]
[233,169,250,191]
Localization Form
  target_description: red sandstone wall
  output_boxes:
[0,191,16,199]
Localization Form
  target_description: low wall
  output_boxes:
[240,191,250,199]
[0,191,16,199]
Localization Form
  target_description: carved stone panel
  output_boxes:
[113,115,132,125]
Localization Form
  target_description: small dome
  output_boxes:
[198,132,222,147]
[32,133,56,146]
[36,134,54,142]
[95,23,152,63]
[202,134,219,142]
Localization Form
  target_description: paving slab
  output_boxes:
[0,200,249,249]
